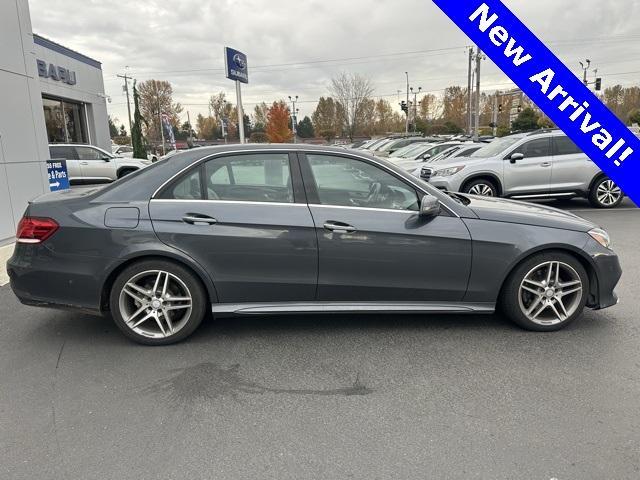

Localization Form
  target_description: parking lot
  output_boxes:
[1,198,638,480]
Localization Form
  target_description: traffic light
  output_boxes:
[400,101,408,113]
[498,104,503,113]
[517,105,523,113]
[595,78,602,91]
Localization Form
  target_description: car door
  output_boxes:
[149,151,318,304]
[49,145,81,183]
[74,146,117,182]
[502,137,553,196]
[299,152,472,302]
[550,135,597,193]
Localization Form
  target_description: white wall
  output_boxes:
[0,0,50,244]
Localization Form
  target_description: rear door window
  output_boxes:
[553,136,582,156]
[49,146,78,160]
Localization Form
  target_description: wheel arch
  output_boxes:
[497,245,599,308]
[588,172,607,192]
[117,166,139,178]
[100,250,219,312]
[460,173,504,196]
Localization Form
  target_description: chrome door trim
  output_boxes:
[212,301,495,315]
[309,203,421,215]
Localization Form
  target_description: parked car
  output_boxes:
[374,137,425,157]
[49,144,152,185]
[390,142,466,171]
[410,144,484,176]
[389,142,434,159]
[112,145,159,163]
[9,145,620,345]
[425,129,624,208]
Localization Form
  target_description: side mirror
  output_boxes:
[102,155,111,161]
[509,152,524,164]
[419,194,441,218]
[422,153,432,161]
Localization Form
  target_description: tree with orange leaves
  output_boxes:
[266,101,293,143]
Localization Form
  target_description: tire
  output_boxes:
[588,177,623,208]
[501,251,589,332]
[462,178,498,197]
[117,168,137,179]
[109,259,207,345]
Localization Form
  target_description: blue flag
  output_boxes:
[432,0,640,205]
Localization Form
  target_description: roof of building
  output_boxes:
[33,34,102,70]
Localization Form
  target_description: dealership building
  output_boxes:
[0,0,110,244]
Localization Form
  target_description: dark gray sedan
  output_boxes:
[7,145,621,345]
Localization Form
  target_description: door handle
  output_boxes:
[540,162,551,167]
[323,221,356,234]
[80,161,89,165]
[182,214,217,225]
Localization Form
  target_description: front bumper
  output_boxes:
[428,176,463,192]
[587,246,622,310]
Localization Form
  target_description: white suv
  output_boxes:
[49,144,152,185]
[424,130,624,208]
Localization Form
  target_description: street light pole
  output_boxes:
[411,86,422,133]
[405,72,410,135]
[288,95,298,143]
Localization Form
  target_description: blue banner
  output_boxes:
[432,0,640,205]
[224,47,248,84]
[46,160,70,192]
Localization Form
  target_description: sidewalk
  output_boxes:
[0,243,14,286]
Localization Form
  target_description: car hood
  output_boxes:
[428,155,489,170]
[460,194,597,232]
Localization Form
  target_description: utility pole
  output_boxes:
[187,111,193,144]
[405,72,410,135]
[474,49,482,141]
[117,69,133,137]
[288,95,299,143]
[467,47,474,135]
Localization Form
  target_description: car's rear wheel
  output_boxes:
[501,252,589,331]
[589,177,623,208]
[109,260,207,345]
[462,178,498,197]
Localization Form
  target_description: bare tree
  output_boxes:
[329,72,374,140]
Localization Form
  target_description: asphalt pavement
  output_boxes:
[1,199,639,480]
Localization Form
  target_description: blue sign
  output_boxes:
[431,0,640,206]
[224,47,248,84]
[46,160,70,192]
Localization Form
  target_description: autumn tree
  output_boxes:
[441,86,468,130]
[418,94,439,120]
[137,80,183,142]
[196,114,217,140]
[329,72,374,140]
[266,101,293,143]
[253,102,269,131]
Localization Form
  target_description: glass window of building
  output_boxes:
[42,96,87,144]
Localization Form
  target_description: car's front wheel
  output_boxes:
[462,178,498,197]
[501,252,589,331]
[589,177,623,208]
[109,260,207,345]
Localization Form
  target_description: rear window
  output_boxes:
[553,136,582,156]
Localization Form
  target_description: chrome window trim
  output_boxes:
[308,204,420,215]
[150,148,460,217]
[150,199,304,207]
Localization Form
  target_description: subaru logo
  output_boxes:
[233,54,246,70]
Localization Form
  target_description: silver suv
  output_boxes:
[49,144,152,185]
[425,130,623,208]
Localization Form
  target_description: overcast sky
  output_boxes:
[29,0,640,130]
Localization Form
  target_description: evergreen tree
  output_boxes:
[296,116,315,138]
[131,82,147,159]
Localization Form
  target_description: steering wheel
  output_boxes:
[367,182,382,204]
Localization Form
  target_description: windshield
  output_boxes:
[371,139,395,151]
[470,136,523,157]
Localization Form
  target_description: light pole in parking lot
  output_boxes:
[405,72,410,135]
[410,86,422,133]
[288,95,299,143]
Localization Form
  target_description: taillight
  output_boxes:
[16,217,59,244]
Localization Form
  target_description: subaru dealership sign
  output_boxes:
[224,47,248,84]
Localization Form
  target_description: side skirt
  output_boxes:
[212,302,495,316]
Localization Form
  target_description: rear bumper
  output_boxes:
[7,243,105,315]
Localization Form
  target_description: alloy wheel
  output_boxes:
[518,261,583,326]
[118,270,193,339]
[596,180,622,206]
[468,183,495,196]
